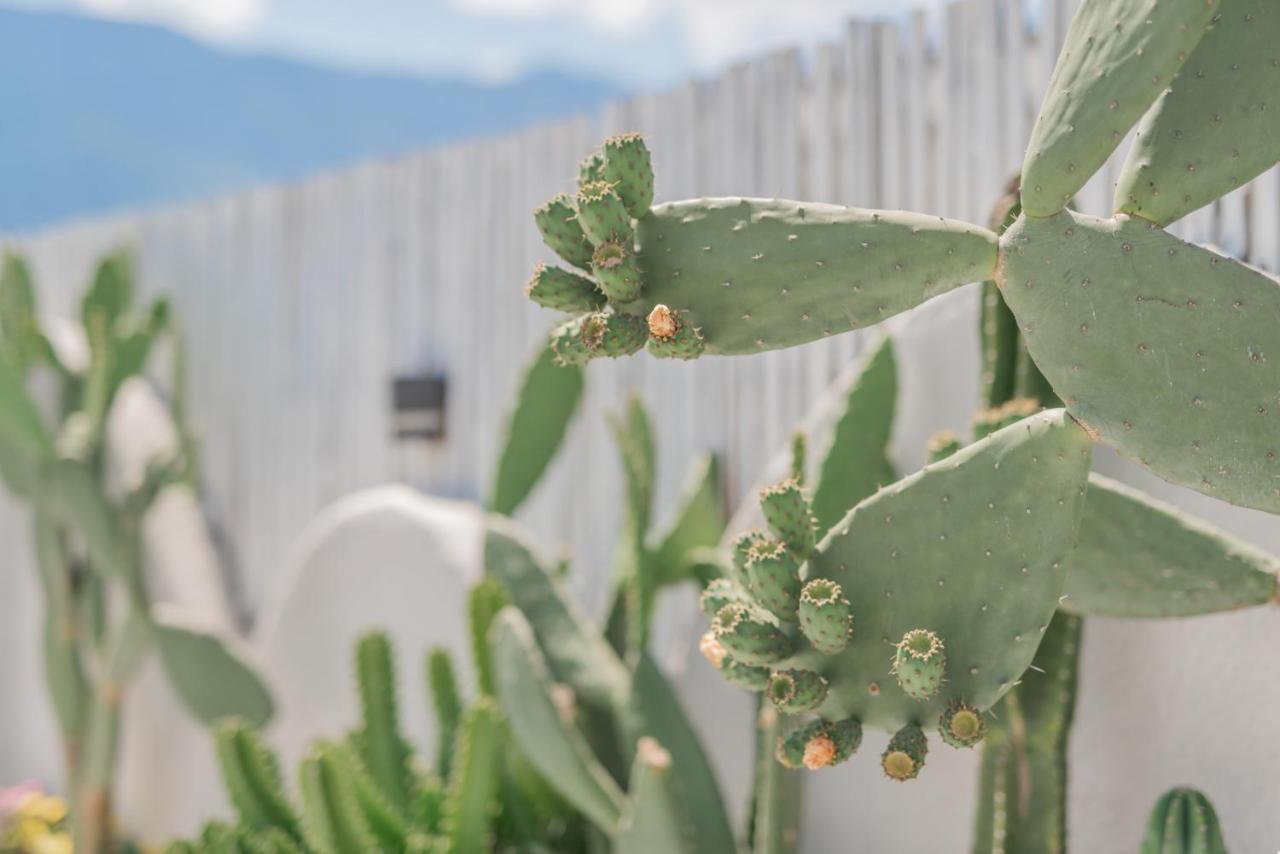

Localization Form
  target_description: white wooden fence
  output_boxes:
[4,0,1280,848]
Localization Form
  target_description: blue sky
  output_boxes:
[5,0,948,86]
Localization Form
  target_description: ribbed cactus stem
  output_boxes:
[354,632,412,813]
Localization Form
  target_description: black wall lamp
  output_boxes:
[392,374,448,440]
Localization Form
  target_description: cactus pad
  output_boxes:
[999,209,1280,514]
[633,199,997,355]
[1116,1,1280,225]
[602,133,655,218]
[1063,474,1279,618]
[1020,0,1217,216]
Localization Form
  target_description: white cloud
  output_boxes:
[78,0,262,37]
[452,0,658,32]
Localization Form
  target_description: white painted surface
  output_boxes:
[2,0,1279,848]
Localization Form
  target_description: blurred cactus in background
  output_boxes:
[1140,788,1229,854]
[0,252,272,851]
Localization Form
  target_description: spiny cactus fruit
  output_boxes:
[533,195,595,271]
[767,669,828,714]
[938,702,985,750]
[525,263,606,313]
[1140,787,1229,854]
[601,133,655,217]
[712,602,794,666]
[892,629,946,700]
[881,723,928,782]
[797,579,852,656]
[645,304,705,360]
[576,180,633,247]
[743,536,802,620]
[776,717,863,770]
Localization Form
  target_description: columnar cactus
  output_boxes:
[522,3,1280,517]
[1140,788,1229,854]
[0,253,272,851]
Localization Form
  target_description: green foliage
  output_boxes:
[488,333,584,516]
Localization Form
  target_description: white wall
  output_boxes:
[3,0,1279,849]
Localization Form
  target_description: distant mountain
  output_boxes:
[0,7,624,231]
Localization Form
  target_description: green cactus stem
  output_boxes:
[298,744,378,854]
[881,723,928,782]
[427,648,462,779]
[525,264,606,313]
[534,195,596,270]
[353,631,413,813]
[213,719,303,840]
[796,579,851,656]
[1141,787,1228,854]
[892,629,946,700]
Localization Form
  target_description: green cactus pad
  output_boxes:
[797,579,851,656]
[881,723,928,781]
[644,304,705,360]
[744,538,802,621]
[602,134,655,218]
[1141,787,1228,854]
[799,409,1092,732]
[999,210,1280,514]
[1116,1,1280,225]
[578,150,606,189]
[767,669,828,714]
[576,181,633,247]
[489,334,584,516]
[892,629,946,700]
[591,241,644,302]
[810,335,898,536]
[938,702,985,749]
[152,606,274,727]
[1062,473,1279,618]
[759,479,817,558]
[525,264,606,313]
[534,195,595,270]
[632,199,996,355]
[1020,0,1217,216]
[712,602,795,666]
[615,738,687,854]
[776,717,862,770]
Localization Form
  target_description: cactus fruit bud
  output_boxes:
[550,314,599,366]
[797,579,852,655]
[926,429,962,463]
[776,718,863,770]
[591,241,644,302]
[938,702,985,749]
[575,181,633,246]
[601,133,654,217]
[744,538,802,620]
[636,736,672,772]
[700,578,744,620]
[699,631,727,669]
[721,658,771,691]
[712,602,794,666]
[533,194,595,270]
[645,305,705,360]
[595,312,647,358]
[525,264,606,313]
[767,669,828,714]
[892,629,946,700]
[578,150,605,189]
[881,723,928,781]
[759,479,817,558]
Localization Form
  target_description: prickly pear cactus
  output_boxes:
[701,409,1092,779]
[521,1,1280,516]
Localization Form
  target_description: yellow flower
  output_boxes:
[31,831,73,854]
[16,792,68,825]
